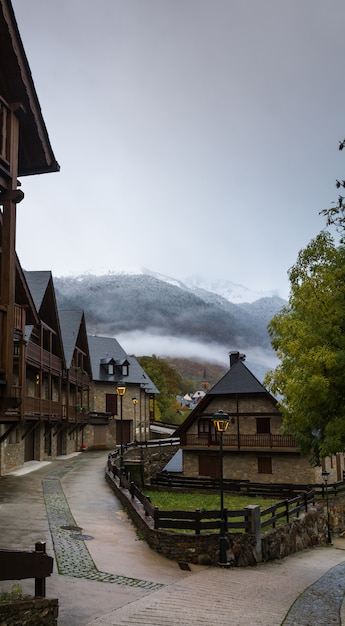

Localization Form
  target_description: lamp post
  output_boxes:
[132,397,138,443]
[116,383,126,474]
[322,470,332,544]
[212,409,231,567]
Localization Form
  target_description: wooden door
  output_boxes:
[24,425,35,461]
[116,420,131,447]
[198,455,219,478]
[93,425,107,449]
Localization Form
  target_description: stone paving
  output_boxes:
[42,465,163,591]
[282,559,345,625]
[2,451,345,625]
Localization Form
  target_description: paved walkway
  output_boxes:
[1,451,345,625]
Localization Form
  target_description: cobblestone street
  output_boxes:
[1,451,345,625]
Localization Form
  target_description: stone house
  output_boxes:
[174,351,343,485]
[86,335,159,450]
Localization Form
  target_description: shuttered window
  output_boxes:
[257,456,272,474]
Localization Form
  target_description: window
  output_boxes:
[122,364,128,376]
[198,418,211,434]
[256,418,271,434]
[108,364,114,375]
[106,393,117,415]
[258,457,272,474]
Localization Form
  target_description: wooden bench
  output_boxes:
[0,541,54,597]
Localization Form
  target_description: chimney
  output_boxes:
[229,351,246,367]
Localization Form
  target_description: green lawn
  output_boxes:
[143,489,280,533]
[143,489,278,512]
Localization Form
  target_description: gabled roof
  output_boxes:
[23,270,51,311]
[174,357,277,437]
[208,359,268,395]
[0,0,59,176]
[24,270,64,358]
[87,334,159,393]
[15,255,38,326]
[58,310,86,370]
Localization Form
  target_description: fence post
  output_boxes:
[34,542,46,598]
[195,509,201,535]
[245,505,262,563]
[154,506,159,529]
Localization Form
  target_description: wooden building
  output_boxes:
[174,351,343,485]
[0,0,59,473]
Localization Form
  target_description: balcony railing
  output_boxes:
[26,342,62,375]
[14,305,25,333]
[181,432,297,450]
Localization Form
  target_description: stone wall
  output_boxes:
[105,470,328,567]
[120,445,179,483]
[0,597,58,625]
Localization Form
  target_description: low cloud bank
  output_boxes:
[116,330,278,372]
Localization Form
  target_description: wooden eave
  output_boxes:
[0,0,60,176]
[15,255,38,325]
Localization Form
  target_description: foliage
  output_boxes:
[0,584,29,602]
[320,137,345,234]
[265,231,345,463]
[138,355,191,422]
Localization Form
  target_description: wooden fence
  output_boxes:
[109,463,315,534]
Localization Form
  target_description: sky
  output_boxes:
[12,0,345,300]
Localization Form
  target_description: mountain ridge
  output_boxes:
[53,270,286,369]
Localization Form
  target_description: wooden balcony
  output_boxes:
[26,342,62,375]
[14,305,25,333]
[180,432,297,451]
[23,397,89,422]
[67,367,90,386]
[24,397,61,418]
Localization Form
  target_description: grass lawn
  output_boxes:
[143,489,282,532]
[143,489,279,513]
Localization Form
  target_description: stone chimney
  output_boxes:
[229,351,246,367]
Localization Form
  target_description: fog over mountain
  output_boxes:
[53,269,286,373]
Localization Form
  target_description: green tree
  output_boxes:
[265,231,345,463]
[138,355,188,423]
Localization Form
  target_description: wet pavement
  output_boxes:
[1,450,345,625]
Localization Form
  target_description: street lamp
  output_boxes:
[322,470,332,544]
[116,383,126,474]
[212,409,231,567]
[132,397,138,443]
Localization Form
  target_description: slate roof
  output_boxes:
[208,359,268,396]
[23,270,51,311]
[59,310,84,369]
[87,335,159,394]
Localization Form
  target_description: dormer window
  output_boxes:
[100,357,116,376]
[115,358,129,377]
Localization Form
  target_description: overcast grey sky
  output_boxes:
[12,0,345,299]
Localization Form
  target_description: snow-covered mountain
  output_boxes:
[54,270,286,369]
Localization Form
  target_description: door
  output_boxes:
[116,420,131,447]
[93,425,107,449]
[198,455,219,478]
[24,424,35,461]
